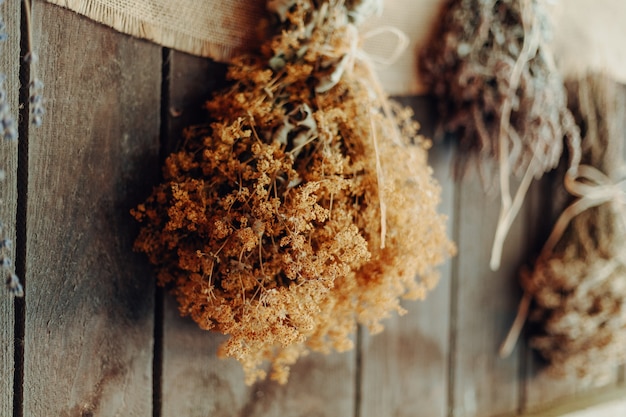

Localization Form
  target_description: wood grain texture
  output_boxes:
[0,1,21,416]
[160,50,357,417]
[162,50,228,155]
[451,167,528,417]
[23,3,160,416]
[359,97,453,417]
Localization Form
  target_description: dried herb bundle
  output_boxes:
[420,0,580,269]
[515,75,626,378]
[133,0,454,384]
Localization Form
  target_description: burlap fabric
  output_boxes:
[44,0,266,61]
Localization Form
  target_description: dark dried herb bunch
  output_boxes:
[420,0,581,270]
[521,75,626,379]
[421,0,577,177]
[133,0,454,384]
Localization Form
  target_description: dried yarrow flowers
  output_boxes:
[420,0,580,270]
[501,74,626,379]
[133,0,454,384]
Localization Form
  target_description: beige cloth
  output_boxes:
[549,0,626,83]
[360,0,443,95]
[44,0,266,61]
[44,0,626,95]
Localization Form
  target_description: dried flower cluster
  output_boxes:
[133,0,453,384]
[419,0,581,269]
[1,225,20,297]
[521,75,626,379]
[420,0,576,176]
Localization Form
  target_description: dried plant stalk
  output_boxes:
[520,74,626,379]
[133,0,454,384]
[420,0,580,269]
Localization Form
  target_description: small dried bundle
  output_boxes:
[0,223,20,297]
[420,0,580,269]
[133,0,454,384]
[519,74,626,378]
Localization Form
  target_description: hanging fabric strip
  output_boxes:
[44,0,266,62]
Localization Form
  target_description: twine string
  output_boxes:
[360,26,409,249]
[489,0,541,271]
[542,164,626,256]
[324,21,409,249]
[309,2,410,250]
[359,26,410,67]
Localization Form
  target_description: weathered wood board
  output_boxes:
[22,3,160,416]
[0,1,21,416]
[359,97,454,417]
[451,167,527,416]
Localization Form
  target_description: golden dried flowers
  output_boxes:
[133,0,454,384]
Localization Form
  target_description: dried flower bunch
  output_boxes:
[420,0,580,269]
[518,75,626,378]
[133,0,453,384]
[0,223,20,297]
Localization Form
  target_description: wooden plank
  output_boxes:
[163,51,227,155]
[160,50,356,417]
[0,0,21,415]
[451,165,528,416]
[23,4,160,416]
[522,386,626,417]
[359,97,453,417]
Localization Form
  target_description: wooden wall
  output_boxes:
[1,2,625,416]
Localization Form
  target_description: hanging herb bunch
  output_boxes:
[503,75,626,379]
[420,0,581,270]
[132,0,454,384]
